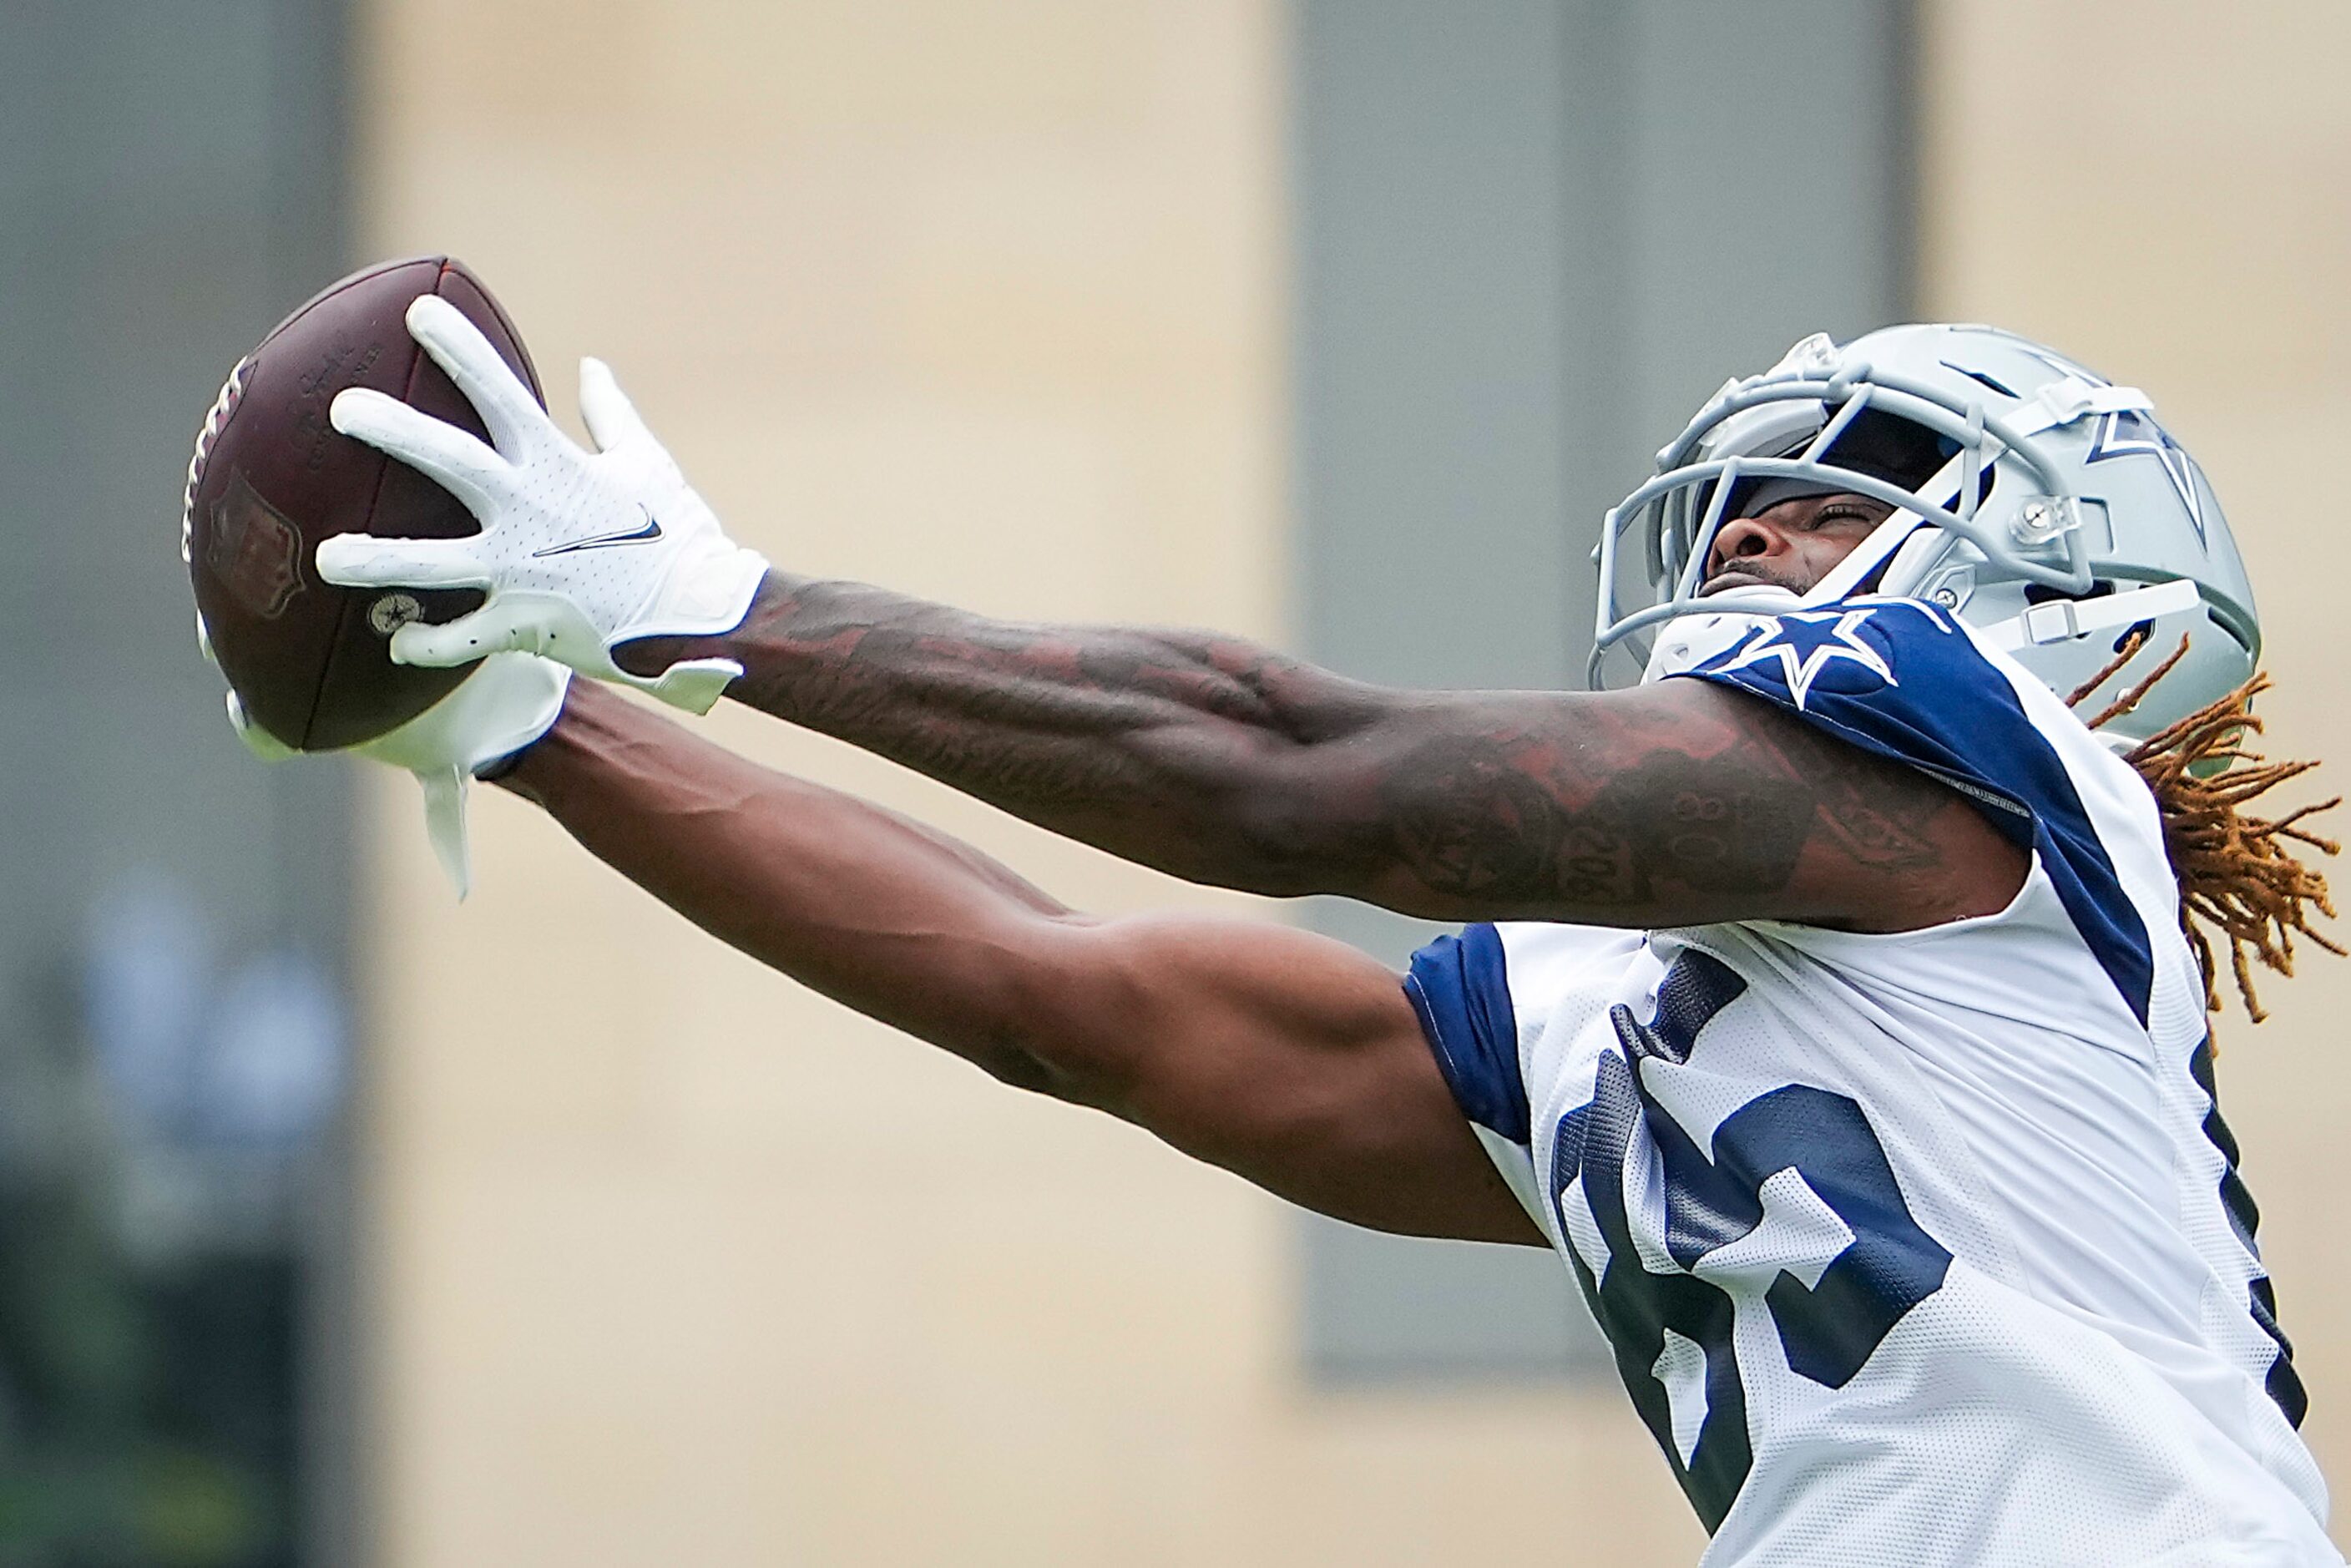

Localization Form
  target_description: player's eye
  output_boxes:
[1810,503,1877,529]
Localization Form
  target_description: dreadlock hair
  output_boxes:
[2066,630,2342,1024]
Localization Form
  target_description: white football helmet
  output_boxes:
[1591,323,2258,746]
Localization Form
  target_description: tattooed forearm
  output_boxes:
[624,574,1394,886]
[622,574,2020,929]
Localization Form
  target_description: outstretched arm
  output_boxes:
[314,306,2021,933]
[501,680,1541,1247]
[623,574,2025,933]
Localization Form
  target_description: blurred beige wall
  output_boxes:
[352,3,1693,1565]
[355,2,2351,1563]
[1922,3,2351,1542]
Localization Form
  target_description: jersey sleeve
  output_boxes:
[1666,596,2156,1023]
[1404,923,1529,1144]
[1404,923,1546,1227]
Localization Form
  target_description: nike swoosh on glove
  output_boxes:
[313,294,768,715]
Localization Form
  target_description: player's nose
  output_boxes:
[1708,513,1782,569]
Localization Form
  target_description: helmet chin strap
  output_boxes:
[1978,578,2205,652]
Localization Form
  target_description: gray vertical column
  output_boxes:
[0,0,361,1556]
[1608,0,1916,465]
[0,1,356,973]
[1291,0,1912,1382]
[1292,0,1581,697]
[1290,0,1598,1381]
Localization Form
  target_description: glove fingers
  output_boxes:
[389,595,559,667]
[394,591,619,673]
[416,767,473,901]
[351,649,569,767]
[405,294,549,457]
[576,357,653,454]
[316,532,492,591]
[351,652,574,900]
[331,387,507,513]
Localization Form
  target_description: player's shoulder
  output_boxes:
[1663,591,2086,757]
[1666,589,2156,820]
[1671,593,1996,706]
[1666,593,2181,1025]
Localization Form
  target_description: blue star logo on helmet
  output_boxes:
[2085,408,2210,549]
[1707,609,1895,711]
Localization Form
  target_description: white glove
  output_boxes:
[209,610,570,899]
[313,294,768,715]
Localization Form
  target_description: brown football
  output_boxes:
[185,255,543,751]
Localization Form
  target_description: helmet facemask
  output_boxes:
[1590,327,2256,751]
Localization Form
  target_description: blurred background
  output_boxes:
[0,1,2344,1563]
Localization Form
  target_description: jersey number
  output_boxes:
[1550,951,1953,1531]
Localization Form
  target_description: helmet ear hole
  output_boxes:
[2023,580,2116,605]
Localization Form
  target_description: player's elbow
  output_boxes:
[1197,742,1395,901]
[955,918,1157,1110]
[1102,691,1405,899]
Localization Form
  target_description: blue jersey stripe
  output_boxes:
[1404,923,1529,1145]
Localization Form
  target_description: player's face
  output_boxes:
[1701,491,1897,596]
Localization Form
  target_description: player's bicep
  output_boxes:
[1353,678,2023,933]
[1685,681,2031,931]
[1018,913,1542,1247]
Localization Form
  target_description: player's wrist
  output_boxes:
[473,729,548,786]
[611,564,785,691]
[492,677,626,806]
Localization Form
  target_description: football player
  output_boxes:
[263,305,2340,1564]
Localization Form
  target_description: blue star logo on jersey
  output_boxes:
[1711,608,1895,711]
[2086,407,2210,549]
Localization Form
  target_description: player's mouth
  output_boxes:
[1700,564,1797,595]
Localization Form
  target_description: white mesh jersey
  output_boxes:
[1406,598,2337,1566]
